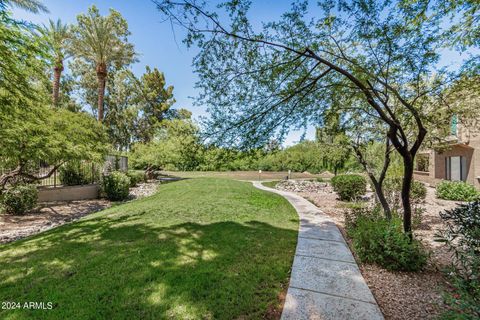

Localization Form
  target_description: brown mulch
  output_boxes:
[0,199,110,244]
[0,181,160,244]
[286,182,459,320]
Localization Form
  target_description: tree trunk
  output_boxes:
[371,180,392,219]
[401,155,414,237]
[52,62,63,106]
[352,141,392,219]
[96,63,107,122]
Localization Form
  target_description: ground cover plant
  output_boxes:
[0,184,38,215]
[0,178,298,319]
[102,171,131,201]
[437,201,480,319]
[345,206,427,271]
[436,181,479,202]
[331,174,367,201]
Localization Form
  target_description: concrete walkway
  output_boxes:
[253,181,384,320]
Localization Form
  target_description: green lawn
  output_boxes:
[160,170,321,181]
[0,178,298,320]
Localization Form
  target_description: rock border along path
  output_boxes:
[253,181,384,320]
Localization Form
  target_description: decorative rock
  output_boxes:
[276,180,332,193]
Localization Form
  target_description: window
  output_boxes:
[445,156,467,181]
[450,114,458,136]
[416,155,429,172]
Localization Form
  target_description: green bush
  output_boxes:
[383,177,427,228]
[436,181,479,202]
[59,161,90,186]
[331,174,367,201]
[126,170,146,187]
[437,201,480,319]
[346,206,427,271]
[1,184,38,215]
[102,172,131,201]
[384,177,427,204]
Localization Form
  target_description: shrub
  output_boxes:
[59,161,90,186]
[384,177,427,227]
[346,206,428,271]
[126,170,146,187]
[437,201,480,319]
[344,204,381,234]
[384,177,427,205]
[102,172,131,201]
[436,181,479,202]
[1,184,38,215]
[331,174,366,201]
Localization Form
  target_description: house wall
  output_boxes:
[416,116,480,190]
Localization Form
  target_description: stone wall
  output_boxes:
[38,184,99,202]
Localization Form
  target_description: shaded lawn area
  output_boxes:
[0,178,298,320]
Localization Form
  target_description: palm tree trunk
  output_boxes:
[52,62,63,106]
[96,63,107,122]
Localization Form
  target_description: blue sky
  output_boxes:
[12,0,314,145]
[12,0,471,146]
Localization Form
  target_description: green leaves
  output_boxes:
[71,5,136,69]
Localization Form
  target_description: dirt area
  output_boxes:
[0,181,160,244]
[277,180,460,320]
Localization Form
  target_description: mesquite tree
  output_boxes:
[156,0,453,235]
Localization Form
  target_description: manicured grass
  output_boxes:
[0,178,298,320]
[161,170,320,181]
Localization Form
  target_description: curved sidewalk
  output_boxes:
[253,181,384,320]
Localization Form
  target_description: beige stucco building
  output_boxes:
[414,116,480,189]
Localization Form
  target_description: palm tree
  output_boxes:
[1,0,48,13]
[71,5,135,122]
[40,19,70,106]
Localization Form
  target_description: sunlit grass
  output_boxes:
[0,178,298,320]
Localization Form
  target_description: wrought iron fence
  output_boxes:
[0,155,128,188]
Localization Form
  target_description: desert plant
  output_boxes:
[436,181,479,202]
[1,184,38,215]
[384,177,427,227]
[437,201,480,319]
[331,174,367,201]
[102,171,130,201]
[348,212,427,271]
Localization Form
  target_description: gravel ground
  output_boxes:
[0,181,160,244]
[275,180,459,320]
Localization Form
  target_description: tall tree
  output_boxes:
[1,0,48,13]
[132,66,176,142]
[402,0,479,51]
[0,6,47,114]
[40,19,70,106]
[71,5,135,122]
[156,0,456,236]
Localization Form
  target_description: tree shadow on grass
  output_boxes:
[0,215,297,320]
